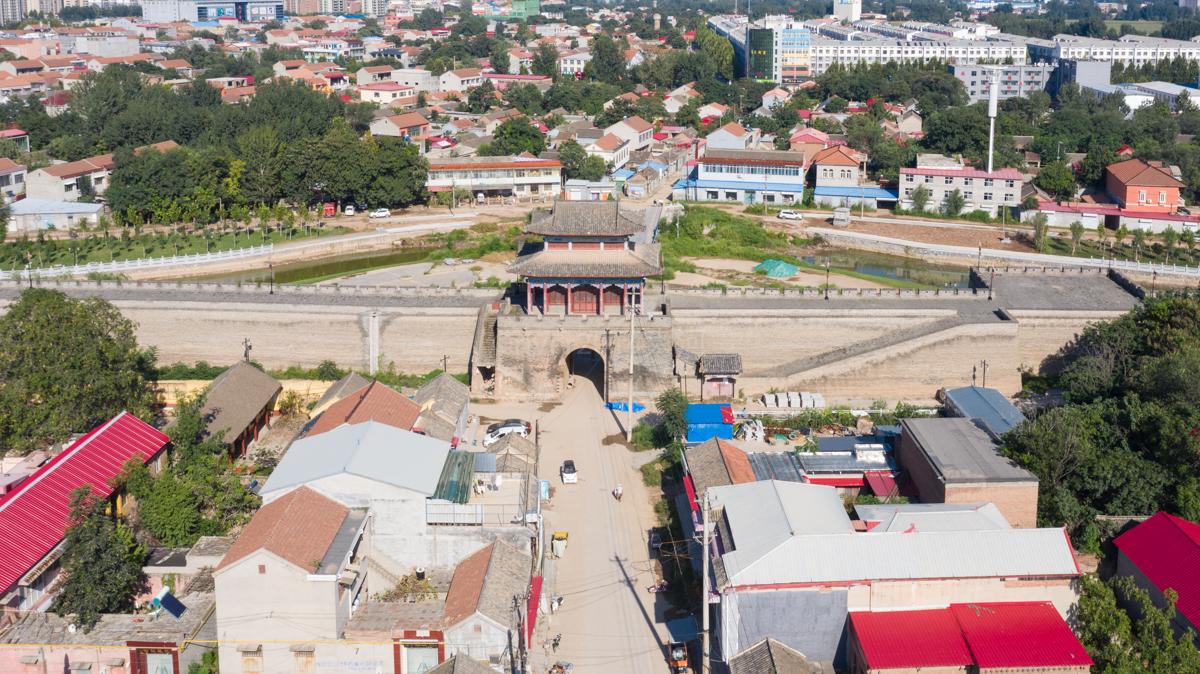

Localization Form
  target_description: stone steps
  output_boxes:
[758,315,965,378]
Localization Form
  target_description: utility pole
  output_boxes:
[603,328,611,404]
[269,262,275,295]
[981,360,989,388]
[626,306,635,442]
[700,490,710,674]
[442,354,449,373]
[242,337,252,362]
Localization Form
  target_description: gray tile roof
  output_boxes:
[475,540,531,625]
[730,638,826,674]
[722,590,844,667]
[699,353,743,375]
[200,362,282,445]
[507,244,662,279]
[314,372,370,411]
[526,200,645,237]
[901,417,1036,484]
[0,592,214,644]
[684,438,745,495]
[413,373,469,442]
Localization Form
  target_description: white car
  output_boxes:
[369,208,390,219]
[343,205,356,216]
[560,460,578,484]
[482,419,529,446]
[778,210,801,220]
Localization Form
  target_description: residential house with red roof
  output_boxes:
[358,81,418,108]
[583,132,630,170]
[811,144,898,209]
[900,154,1023,217]
[1105,157,1185,214]
[25,140,179,202]
[605,115,654,152]
[438,67,483,93]
[214,486,376,674]
[1115,511,1200,639]
[673,148,808,206]
[425,155,562,200]
[305,380,421,437]
[705,122,760,151]
[0,156,26,200]
[848,602,1092,673]
[0,412,169,611]
[370,111,431,141]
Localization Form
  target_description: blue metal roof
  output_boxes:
[674,177,808,192]
[813,185,899,199]
[943,386,1026,436]
[612,168,636,180]
[685,403,730,424]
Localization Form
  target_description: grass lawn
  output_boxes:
[4,224,352,271]
[1105,20,1163,34]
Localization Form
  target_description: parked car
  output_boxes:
[343,204,356,216]
[777,209,800,220]
[369,208,390,219]
[560,460,578,484]
[482,419,530,446]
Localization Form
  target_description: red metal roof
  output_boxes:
[0,412,169,592]
[803,475,864,488]
[851,603,1091,670]
[851,609,972,669]
[863,471,897,498]
[950,602,1092,669]
[1115,512,1200,628]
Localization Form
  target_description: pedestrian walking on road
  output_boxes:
[613,484,623,501]
[552,634,562,652]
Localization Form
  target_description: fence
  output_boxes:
[426,500,527,526]
[0,244,275,281]
[809,227,1200,278]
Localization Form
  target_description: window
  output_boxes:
[983,179,994,187]
[944,176,953,184]
[983,192,993,201]
[964,192,973,200]
[1006,180,1015,188]
[765,194,776,203]
[1160,191,1167,204]
[706,191,718,199]
[906,174,914,182]
[1139,190,1146,203]
[924,175,932,183]
[725,191,738,200]
[258,564,266,575]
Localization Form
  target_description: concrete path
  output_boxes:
[534,385,668,674]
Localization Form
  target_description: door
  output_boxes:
[602,285,623,311]
[572,285,600,314]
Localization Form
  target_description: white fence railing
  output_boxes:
[809,227,1200,278]
[426,501,527,526]
[0,244,275,281]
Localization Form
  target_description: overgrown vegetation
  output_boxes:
[0,289,157,454]
[50,488,147,631]
[1002,296,1200,550]
[1076,574,1200,672]
[121,393,260,548]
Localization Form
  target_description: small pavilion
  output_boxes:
[508,201,662,315]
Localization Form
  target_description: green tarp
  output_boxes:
[433,450,476,504]
[754,259,799,278]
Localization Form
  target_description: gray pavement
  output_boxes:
[534,385,669,674]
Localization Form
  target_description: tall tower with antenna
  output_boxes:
[986,67,999,174]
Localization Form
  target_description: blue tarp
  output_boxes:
[685,404,732,424]
[754,259,799,278]
[612,168,636,181]
[687,425,733,443]
[686,404,734,443]
[606,401,646,412]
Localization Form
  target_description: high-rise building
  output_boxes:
[0,0,26,24]
[833,0,861,23]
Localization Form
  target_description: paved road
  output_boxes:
[535,385,668,674]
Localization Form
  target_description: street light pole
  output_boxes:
[626,307,635,443]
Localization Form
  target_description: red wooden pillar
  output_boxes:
[566,284,573,315]
[526,282,532,313]
[622,283,628,314]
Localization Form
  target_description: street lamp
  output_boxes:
[823,260,830,300]
[269,262,275,295]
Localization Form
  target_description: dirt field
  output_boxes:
[836,219,1036,252]
[680,256,891,289]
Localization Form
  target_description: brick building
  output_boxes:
[896,418,1039,528]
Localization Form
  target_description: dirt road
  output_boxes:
[535,385,669,674]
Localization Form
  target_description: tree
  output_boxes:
[1095,221,1108,249]
[0,200,8,242]
[0,289,157,453]
[479,116,545,156]
[825,96,848,113]
[655,388,688,444]
[465,79,498,114]
[1163,226,1179,261]
[1116,223,1129,249]
[694,25,733,80]
[489,41,511,75]
[941,188,965,218]
[1184,228,1196,254]
[1032,212,1050,252]
[416,7,443,30]
[1035,161,1077,204]
[236,125,285,205]
[910,184,930,213]
[1133,228,1147,260]
[577,155,608,181]
[366,137,428,208]
[1069,220,1085,255]
[532,43,559,78]
[586,34,625,84]
[50,487,147,631]
[558,139,588,179]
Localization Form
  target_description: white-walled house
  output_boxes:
[605,115,654,152]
